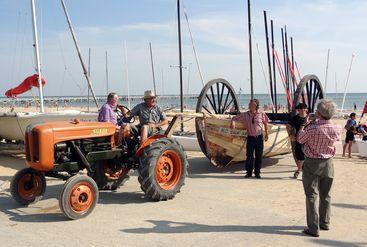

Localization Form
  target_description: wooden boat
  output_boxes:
[196,117,290,167]
[192,76,324,167]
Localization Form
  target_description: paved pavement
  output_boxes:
[0,152,366,247]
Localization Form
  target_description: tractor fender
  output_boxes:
[135,134,167,158]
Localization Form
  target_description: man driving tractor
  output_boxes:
[127,90,168,143]
[98,90,168,144]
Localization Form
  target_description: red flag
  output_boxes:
[363,101,367,115]
[5,74,46,98]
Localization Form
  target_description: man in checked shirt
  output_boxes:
[297,99,341,237]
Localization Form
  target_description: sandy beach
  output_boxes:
[0,110,366,246]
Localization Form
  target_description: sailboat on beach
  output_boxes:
[0,0,98,142]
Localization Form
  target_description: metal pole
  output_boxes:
[105,51,109,95]
[284,26,291,96]
[247,0,254,99]
[177,0,184,132]
[324,49,330,97]
[123,42,131,109]
[30,0,44,113]
[87,47,90,112]
[281,28,289,111]
[60,0,99,108]
[290,37,297,92]
[263,11,273,111]
[270,20,277,113]
[149,42,157,94]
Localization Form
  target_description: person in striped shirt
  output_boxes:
[231,99,269,178]
[297,99,341,237]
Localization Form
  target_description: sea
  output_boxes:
[0,93,365,112]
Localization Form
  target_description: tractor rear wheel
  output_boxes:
[90,160,131,191]
[10,168,46,205]
[59,175,99,220]
[138,138,187,201]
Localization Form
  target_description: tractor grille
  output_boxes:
[25,133,31,161]
[25,130,40,162]
[33,130,39,162]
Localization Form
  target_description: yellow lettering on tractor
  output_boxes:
[93,129,108,135]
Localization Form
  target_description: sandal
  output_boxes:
[293,171,300,178]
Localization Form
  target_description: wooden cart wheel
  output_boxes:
[292,74,324,116]
[195,79,240,156]
[289,74,324,163]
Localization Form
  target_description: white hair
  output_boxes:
[317,99,337,120]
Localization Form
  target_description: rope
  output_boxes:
[274,50,293,109]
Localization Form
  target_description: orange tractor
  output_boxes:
[10,116,187,220]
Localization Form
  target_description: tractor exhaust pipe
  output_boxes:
[70,141,92,173]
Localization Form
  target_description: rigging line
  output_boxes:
[182,4,205,86]
[287,57,298,87]
[274,49,292,108]
[255,43,274,107]
[57,35,84,95]
[294,61,302,81]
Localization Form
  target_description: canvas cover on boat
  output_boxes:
[5,74,45,98]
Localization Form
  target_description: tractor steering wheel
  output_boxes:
[116,105,135,124]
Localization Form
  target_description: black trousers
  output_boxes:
[245,135,264,175]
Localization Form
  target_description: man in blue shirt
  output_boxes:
[342,112,357,158]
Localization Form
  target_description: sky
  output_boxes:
[0,0,365,97]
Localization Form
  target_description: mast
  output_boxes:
[149,42,157,94]
[177,0,184,132]
[281,28,290,111]
[247,0,254,99]
[30,0,45,113]
[284,26,291,96]
[87,47,91,112]
[341,54,355,112]
[60,0,99,108]
[123,42,131,109]
[324,49,330,97]
[263,11,273,111]
[105,51,109,95]
[270,20,277,113]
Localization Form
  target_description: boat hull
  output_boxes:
[200,117,291,167]
[0,111,98,142]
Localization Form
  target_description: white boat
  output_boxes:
[1,1,100,142]
[0,110,98,142]
[172,134,201,152]
[356,140,367,157]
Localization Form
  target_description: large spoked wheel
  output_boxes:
[10,168,46,205]
[290,74,324,162]
[59,175,99,220]
[292,74,324,116]
[90,160,131,191]
[138,138,187,201]
[195,78,240,156]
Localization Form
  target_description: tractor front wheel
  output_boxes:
[10,168,46,205]
[138,138,187,201]
[59,175,99,220]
